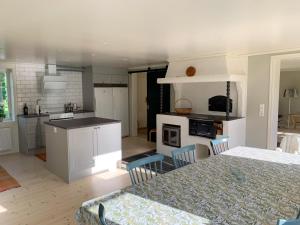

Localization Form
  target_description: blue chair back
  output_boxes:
[98,203,108,225]
[210,136,229,155]
[277,209,300,225]
[126,154,164,185]
[277,219,300,225]
[171,144,196,169]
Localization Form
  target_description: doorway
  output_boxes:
[146,69,170,141]
[123,68,170,159]
[268,53,300,154]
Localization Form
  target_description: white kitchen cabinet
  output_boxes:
[113,88,129,136]
[45,121,122,183]
[94,87,129,136]
[94,88,114,119]
[68,127,95,173]
[95,123,122,155]
[18,115,50,154]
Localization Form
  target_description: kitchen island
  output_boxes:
[45,117,121,183]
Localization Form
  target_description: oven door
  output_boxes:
[189,119,216,139]
[163,125,181,147]
[168,128,180,147]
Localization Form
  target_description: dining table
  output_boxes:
[75,146,300,225]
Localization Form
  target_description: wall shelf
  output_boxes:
[157,74,246,84]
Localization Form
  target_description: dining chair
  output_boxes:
[277,209,300,225]
[171,144,196,169]
[210,136,229,155]
[126,154,164,185]
[98,203,108,225]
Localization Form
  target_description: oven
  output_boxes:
[189,118,217,139]
[49,112,74,121]
[162,124,181,147]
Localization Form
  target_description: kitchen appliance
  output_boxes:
[64,103,74,113]
[209,95,232,113]
[189,118,217,139]
[162,124,181,147]
[49,112,74,121]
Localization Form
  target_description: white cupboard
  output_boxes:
[45,122,122,183]
[95,88,114,119]
[94,87,129,136]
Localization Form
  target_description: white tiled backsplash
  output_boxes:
[15,63,83,114]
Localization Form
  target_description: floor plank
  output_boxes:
[0,153,131,225]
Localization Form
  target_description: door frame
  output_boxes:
[267,52,300,149]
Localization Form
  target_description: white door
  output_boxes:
[113,87,129,136]
[94,88,113,119]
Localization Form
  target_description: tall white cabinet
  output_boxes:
[94,87,129,136]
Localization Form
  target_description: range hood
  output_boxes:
[43,65,66,90]
[157,56,247,84]
[158,55,248,117]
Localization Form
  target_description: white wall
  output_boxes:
[173,82,238,116]
[137,74,147,128]
[246,51,300,149]
[92,66,128,84]
[15,63,83,114]
[279,71,300,123]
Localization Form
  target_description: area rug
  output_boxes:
[35,152,46,162]
[0,166,20,192]
[122,150,176,174]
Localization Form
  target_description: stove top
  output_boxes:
[49,112,74,120]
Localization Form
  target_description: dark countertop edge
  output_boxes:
[159,112,243,121]
[44,117,121,130]
[18,114,49,118]
[17,110,95,118]
[73,110,95,114]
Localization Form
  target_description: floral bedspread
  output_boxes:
[75,148,300,225]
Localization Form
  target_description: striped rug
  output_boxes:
[0,166,20,192]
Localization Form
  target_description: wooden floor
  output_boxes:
[122,136,156,159]
[0,153,131,225]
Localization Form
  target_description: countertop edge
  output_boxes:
[44,118,121,130]
[158,112,243,121]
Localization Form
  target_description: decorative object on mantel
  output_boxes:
[175,98,192,114]
[185,66,196,77]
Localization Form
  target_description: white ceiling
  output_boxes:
[1,0,300,68]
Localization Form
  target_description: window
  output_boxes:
[0,70,13,121]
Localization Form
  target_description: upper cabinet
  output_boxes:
[81,66,128,112]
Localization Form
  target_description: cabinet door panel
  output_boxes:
[113,87,129,136]
[97,123,121,156]
[94,88,113,119]
[68,127,95,172]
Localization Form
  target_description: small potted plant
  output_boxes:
[0,104,5,122]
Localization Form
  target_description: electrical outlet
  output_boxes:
[259,104,265,117]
